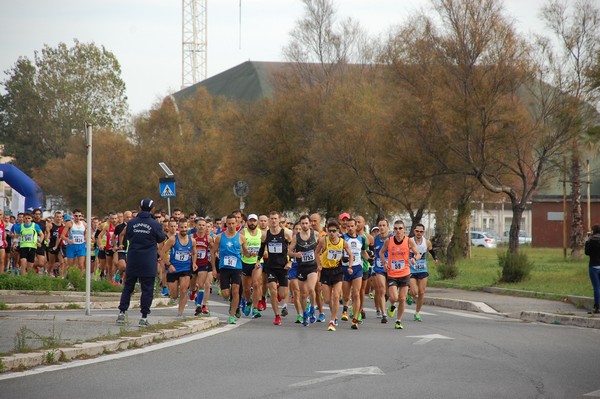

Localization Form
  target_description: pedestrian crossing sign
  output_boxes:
[159,177,176,198]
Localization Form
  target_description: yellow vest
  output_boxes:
[320,236,344,268]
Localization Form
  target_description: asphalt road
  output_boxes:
[1,303,599,399]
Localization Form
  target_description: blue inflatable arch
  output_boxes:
[0,164,44,211]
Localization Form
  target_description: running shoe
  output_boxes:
[317,313,326,323]
[406,294,413,305]
[243,303,252,317]
[328,321,336,331]
[349,306,354,318]
[251,308,262,318]
[257,299,266,311]
[414,313,422,322]
[368,292,375,299]
[387,304,396,318]
[201,305,210,316]
[189,290,197,301]
[334,318,339,326]
[194,306,202,316]
[296,314,303,323]
[162,287,169,297]
[395,320,404,329]
[341,311,349,321]
[116,313,126,325]
[309,306,316,324]
[281,306,288,317]
[351,318,358,330]
[138,318,150,327]
[228,316,236,324]
[240,298,246,310]
[273,315,282,326]
[361,310,366,320]
[167,298,177,306]
[376,310,382,319]
[381,316,388,324]
[235,307,241,318]
[302,312,309,327]
[357,312,363,324]
[176,313,183,317]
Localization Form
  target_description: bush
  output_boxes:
[66,267,85,290]
[0,272,68,291]
[437,262,459,279]
[498,250,534,283]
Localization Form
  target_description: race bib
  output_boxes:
[391,259,405,270]
[327,249,343,261]
[413,260,426,271]
[174,250,190,262]
[73,236,85,244]
[223,255,238,267]
[22,233,35,243]
[268,242,283,254]
[198,249,206,259]
[301,250,315,262]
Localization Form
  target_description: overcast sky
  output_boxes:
[1,0,549,115]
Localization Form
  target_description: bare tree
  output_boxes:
[539,0,600,257]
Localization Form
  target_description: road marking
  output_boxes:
[438,310,493,320]
[407,334,454,345]
[585,389,600,397]
[471,301,499,314]
[291,366,384,387]
[0,320,248,381]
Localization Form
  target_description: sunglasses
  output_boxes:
[74,214,83,217]
[393,227,404,230]
[414,230,424,233]
[328,229,338,233]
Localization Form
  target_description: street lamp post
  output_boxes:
[84,122,92,316]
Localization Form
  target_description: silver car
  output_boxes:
[470,231,497,248]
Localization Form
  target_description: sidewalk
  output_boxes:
[0,287,598,373]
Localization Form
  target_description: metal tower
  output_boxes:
[182,0,207,88]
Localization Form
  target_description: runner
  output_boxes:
[162,218,197,316]
[309,212,327,322]
[373,219,392,323]
[289,215,320,326]
[31,208,47,274]
[256,214,269,311]
[256,211,293,326]
[379,220,421,330]
[355,215,375,323]
[113,210,133,285]
[315,219,353,331]
[0,209,6,273]
[97,212,118,283]
[46,211,64,277]
[240,214,263,318]
[59,210,87,272]
[340,218,369,330]
[191,217,214,316]
[408,223,438,321]
[287,221,303,323]
[212,214,254,324]
[14,212,44,274]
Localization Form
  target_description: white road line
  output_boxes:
[0,320,248,381]
[438,310,494,319]
[584,388,600,397]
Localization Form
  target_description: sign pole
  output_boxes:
[84,122,92,316]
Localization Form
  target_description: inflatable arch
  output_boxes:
[0,164,44,211]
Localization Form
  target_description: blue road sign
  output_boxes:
[159,177,176,198]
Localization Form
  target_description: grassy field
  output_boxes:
[429,247,591,297]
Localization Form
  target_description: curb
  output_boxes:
[0,317,219,373]
[2,297,175,310]
[425,296,500,314]
[519,311,600,329]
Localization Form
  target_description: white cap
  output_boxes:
[247,214,258,220]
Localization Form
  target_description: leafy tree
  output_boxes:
[0,40,129,174]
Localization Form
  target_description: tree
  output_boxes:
[539,0,600,257]
[0,40,130,174]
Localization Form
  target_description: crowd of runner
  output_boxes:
[0,207,438,331]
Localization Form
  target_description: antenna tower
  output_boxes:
[182,0,207,88]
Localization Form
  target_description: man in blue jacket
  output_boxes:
[117,199,167,327]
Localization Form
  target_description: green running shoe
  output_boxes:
[394,320,404,329]
[406,294,413,305]
[228,316,236,324]
[387,304,396,318]
[296,314,303,323]
[414,313,422,322]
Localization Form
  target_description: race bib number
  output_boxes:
[198,249,206,259]
[413,260,426,271]
[22,233,35,243]
[174,250,190,262]
[327,249,343,261]
[73,235,85,244]
[223,256,238,267]
[301,250,315,262]
[268,242,283,254]
[249,246,260,255]
[391,259,405,270]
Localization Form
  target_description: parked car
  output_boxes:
[470,231,497,248]
[502,230,532,245]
